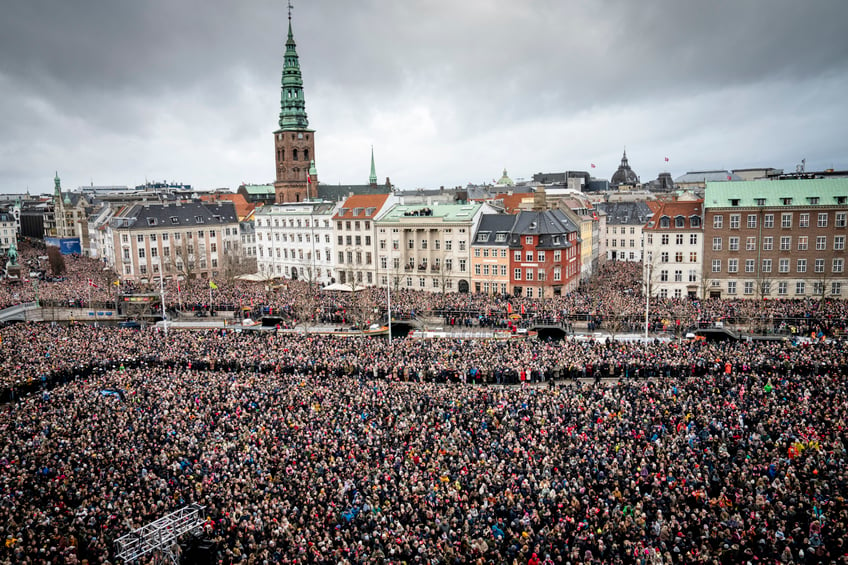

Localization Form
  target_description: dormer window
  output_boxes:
[781,198,792,205]
[495,232,508,242]
[837,196,847,205]
[195,216,204,224]
[690,216,701,228]
[675,216,684,228]
[476,232,490,242]
[660,216,670,228]
[730,199,740,206]
[807,197,819,204]
[755,198,766,206]
[170,216,179,224]
[147,218,157,226]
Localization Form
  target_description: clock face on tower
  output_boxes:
[297,133,303,139]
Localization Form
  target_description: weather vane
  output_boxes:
[288,0,293,21]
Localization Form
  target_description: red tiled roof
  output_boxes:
[333,193,390,220]
[200,193,255,221]
[644,199,703,231]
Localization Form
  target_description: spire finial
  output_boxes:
[287,0,293,21]
[369,146,377,186]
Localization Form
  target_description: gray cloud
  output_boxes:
[1,0,846,192]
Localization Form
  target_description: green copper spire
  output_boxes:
[369,146,377,185]
[278,8,309,131]
[54,171,61,197]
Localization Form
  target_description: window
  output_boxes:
[688,269,697,282]
[661,252,669,263]
[673,252,681,263]
[691,216,701,228]
[408,239,414,249]
[763,237,773,251]
[501,265,507,276]
[514,268,521,280]
[797,213,809,228]
[630,240,635,248]
[525,236,533,244]
[475,264,481,275]
[514,251,521,261]
[137,234,144,243]
[526,251,533,261]
[690,234,698,245]
[744,281,754,295]
[689,252,698,262]
[729,237,739,251]
[674,270,683,282]
[747,214,757,229]
[458,259,466,272]
[537,251,545,262]
[553,267,561,281]
[761,281,771,295]
[836,212,847,228]
[764,214,774,228]
[797,259,807,273]
[660,270,668,282]
[818,213,828,228]
[138,248,145,258]
[834,258,844,273]
[712,237,722,251]
[713,215,723,229]
[835,235,845,250]
[781,213,792,228]
[813,282,824,296]
[780,236,791,251]
[745,259,755,273]
[728,259,738,273]
[553,250,561,261]
[746,237,756,251]
[474,248,481,258]
[815,258,825,273]
[729,214,740,229]
[778,282,788,295]
[727,281,737,295]
[797,236,808,251]
[659,289,668,298]
[781,198,793,206]
[675,234,684,245]
[445,240,452,251]
[832,282,842,296]
[611,239,617,248]
[796,282,806,295]
[779,259,789,273]
[816,236,827,251]
[712,259,721,273]
[420,239,427,249]
[526,269,534,281]
[661,234,669,245]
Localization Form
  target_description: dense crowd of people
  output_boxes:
[1,335,846,564]
[3,241,848,337]
[1,241,847,563]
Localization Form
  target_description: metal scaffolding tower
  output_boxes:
[115,504,207,564]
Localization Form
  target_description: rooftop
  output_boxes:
[704,178,848,208]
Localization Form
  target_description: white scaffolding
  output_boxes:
[115,504,207,564]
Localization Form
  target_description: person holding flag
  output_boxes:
[208,280,218,315]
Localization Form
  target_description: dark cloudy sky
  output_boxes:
[2,0,847,193]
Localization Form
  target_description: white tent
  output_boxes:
[235,273,268,282]
[322,282,368,292]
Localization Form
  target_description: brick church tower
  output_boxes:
[273,8,316,203]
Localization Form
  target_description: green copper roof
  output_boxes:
[309,159,317,176]
[242,184,275,195]
[704,178,848,208]
[369,146,377,185]
[379,202,483,223]
[277,18,310,131]
[54,172,61,197]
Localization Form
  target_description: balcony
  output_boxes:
[430,264,440,272]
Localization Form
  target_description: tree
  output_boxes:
[46,246,66,276]
[167,237,196,280]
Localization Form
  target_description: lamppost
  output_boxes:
[644,259,652,339]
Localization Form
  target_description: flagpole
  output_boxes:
[159,273,168,338]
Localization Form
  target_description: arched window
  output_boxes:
[303,149,309,161]
[292,149,299,161]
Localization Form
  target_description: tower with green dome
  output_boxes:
[273,2,316,204]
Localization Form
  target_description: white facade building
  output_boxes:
[255,201,339,285]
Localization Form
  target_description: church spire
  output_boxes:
[369,146,377,186]
[278,1,309,130]
[54,171,61,197]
